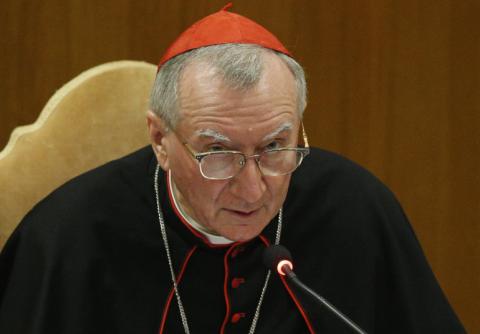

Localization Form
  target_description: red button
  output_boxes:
[231,312,246,323]
[231,277,245,288]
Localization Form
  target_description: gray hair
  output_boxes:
[149,44,307,129]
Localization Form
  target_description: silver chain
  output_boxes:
[154,166,191,333]
[154,165,283,334]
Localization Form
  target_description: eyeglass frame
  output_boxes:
[172,122,310,180]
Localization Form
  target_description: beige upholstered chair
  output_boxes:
[0,61,156,248]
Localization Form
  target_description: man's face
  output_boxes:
[151,53,300,242]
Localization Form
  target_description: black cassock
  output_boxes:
[0,147,465,333]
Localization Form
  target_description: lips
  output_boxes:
[225,208,259,217]
[231,210,254,216]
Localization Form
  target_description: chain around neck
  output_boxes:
[154,165,283,334]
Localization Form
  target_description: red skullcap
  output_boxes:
[158,3,291,69]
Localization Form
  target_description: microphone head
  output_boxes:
[263,245,293,273]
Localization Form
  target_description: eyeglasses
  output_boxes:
[177,123,310,180]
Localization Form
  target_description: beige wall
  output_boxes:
[1,0,478,331]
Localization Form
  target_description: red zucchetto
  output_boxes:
[158,2,291,68]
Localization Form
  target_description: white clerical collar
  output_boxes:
[168,171,234,245]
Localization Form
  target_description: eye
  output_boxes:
[264,140,282,150]
[207,144,227,152]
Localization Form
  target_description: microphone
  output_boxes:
[262,243,294,275]
[263,245,368,334]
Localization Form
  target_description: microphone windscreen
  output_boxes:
[263,245,293,271]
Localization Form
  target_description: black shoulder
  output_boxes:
[5,146,159,254]
[282,148,465,334]
[288,147,395,209]
[284,147,410,252]
[35,146,155,211]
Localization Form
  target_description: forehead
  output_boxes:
[177,53,299,142]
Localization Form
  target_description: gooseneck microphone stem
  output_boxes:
[263,245,368,334]
[282,266,367,334]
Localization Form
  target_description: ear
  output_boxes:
[146,110,170,171]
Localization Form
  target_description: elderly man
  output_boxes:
[0,5,464,334]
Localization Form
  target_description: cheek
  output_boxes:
[189,182,231,224]
[169,152,204,189]
[203,182,231,208]
[179,172,228,213]
[267,175,291,204]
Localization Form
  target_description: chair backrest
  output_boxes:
[0,60,157,248]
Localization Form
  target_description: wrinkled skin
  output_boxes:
[147,52,300,241]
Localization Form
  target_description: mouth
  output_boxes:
[224,208,260,219]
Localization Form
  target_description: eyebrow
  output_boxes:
[195,129,232,143]
[262,122,293,142]
[195,122,293,144]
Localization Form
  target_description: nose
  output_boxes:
[229,158,266,204]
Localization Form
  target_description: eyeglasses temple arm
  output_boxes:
[183,142,203,162]
[301,122,309,149]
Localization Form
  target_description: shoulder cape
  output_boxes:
[0,147,465,333]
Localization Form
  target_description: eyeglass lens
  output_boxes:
[200,150,304,179]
